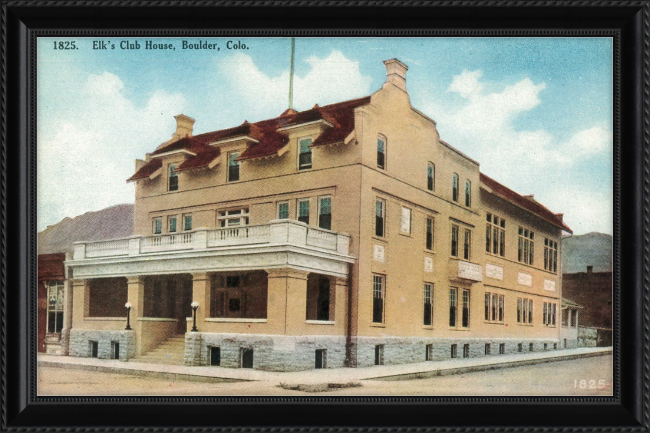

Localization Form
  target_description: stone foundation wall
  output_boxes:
[184,333,347,371]
[69,329,136,361]
[578,327,598,347]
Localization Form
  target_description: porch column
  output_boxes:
[332,276,348,326]
[191,273,210,331]
[60,277,74,355]
[126,276,145,355]
[71,279,86,329]
[283,269,309,335]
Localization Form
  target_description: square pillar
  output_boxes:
[126,276,145,355]
[191,273,210,331]
[284,270,309,335]
[71,279,87,329]
[333,277,348,326]
[60,278,74,355]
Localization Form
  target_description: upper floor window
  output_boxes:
[425,217,434,251]
[400,207,411,234]
[183,214,193,231]
[452,173,459,202]
[377,136,386,169]
[451,224,459,257]
[297,199,310,224]
[277,201,289,219]
[168,215,177,233]
[168,164,178,191]
[152,217,162,235]
[218,208,249,227]
[298,137,313,170]
[465,180,471,207]
[518,227,534,265]
[372,274,385,323]
[485,292,504,323]
[318,196,332,230]
[543,302,557,327]
[375,198,386,237]
[463,228,472,261]
[486,213,506,257]
[228,152,240,182]
[427,163,435,191]
[544,238,558,273]
[423,283,433,326]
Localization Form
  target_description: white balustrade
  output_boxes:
[207,224,270,247]
[306,227,338,251]
[84,239,130,258]
[140,232,194,253]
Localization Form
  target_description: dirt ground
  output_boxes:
[38,354,612,397]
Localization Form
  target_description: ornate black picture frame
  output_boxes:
[2,1,647,430]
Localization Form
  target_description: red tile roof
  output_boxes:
[127,96,372,181]
[480,173,572,233]
[38,253,66,281]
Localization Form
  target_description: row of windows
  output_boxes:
[485,213,558,274]
[153,214,193,234]
[372,275,558,329]
[276,196,331,229]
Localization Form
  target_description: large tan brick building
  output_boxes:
[65,59,572,370]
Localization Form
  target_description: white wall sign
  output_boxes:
[485,263,503,280]
[424,257,433,273]
[458,261,483,281]
[400,207,411,233]
[373,244,385,262]
[518,272,533,286]
[544,279,556,291]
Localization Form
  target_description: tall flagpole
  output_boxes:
[289,37,295,109]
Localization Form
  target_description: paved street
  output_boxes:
[38,354,612,396]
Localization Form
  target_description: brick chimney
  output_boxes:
[587,265,593,274]
[383,59,408,92]
[173,114,195,140]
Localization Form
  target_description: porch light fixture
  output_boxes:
[191,301,199,332]
[125,302,132,330]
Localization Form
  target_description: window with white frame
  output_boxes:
[218,208,249,227]
[449,287,470,328]
[152,217,162,235]
[543,302,557,326]
[318,196,332,230]
[168,163,179,191]
[375,198,386,237]
[485,292,505,323]
[47,281,65,333]
[298,137,313,170]
[486,213,506,257]
[372,274,385,323]
[427,162,435,191]
[544,238,558,273]
[400,207,411,234]
[518,227,534,265]
[517,297,534,324]
[463,228,472,260]
[168,215,178,233]
[228,152,240,182]
[423,283,433,326]
[377,136,386,170]
[277,201,289,219]
[297,199,310,224]
[183,214,193,231]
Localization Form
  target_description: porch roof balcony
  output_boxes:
[67,220,353,279]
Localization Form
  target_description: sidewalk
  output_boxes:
[38,346,611,386]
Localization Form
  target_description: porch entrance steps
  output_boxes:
[132,335,186,365]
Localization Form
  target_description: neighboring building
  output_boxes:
[562,266,612,347]
[66,59,572,370]
[560,298,582,349]
[38,253,67,354]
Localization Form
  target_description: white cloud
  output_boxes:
[37,72,185,230]
[219,50,372,118]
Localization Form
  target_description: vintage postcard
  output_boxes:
[36,36,613,396]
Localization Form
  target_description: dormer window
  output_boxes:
[298,138,312,170]
[168,164,178,191]
[228,152,240,182]
[377,136,386,170]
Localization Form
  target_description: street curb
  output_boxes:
[368,349,612,381]
[38,361,250,384]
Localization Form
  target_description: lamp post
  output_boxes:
[191,301,199,332]
[125,302,132,330]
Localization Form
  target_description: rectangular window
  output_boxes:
[277,201,289,219]
[297,199,310,224]
[451,225,459,257]
[485,343,491,355]
[529,343,534,352]
[461,289,470,328]
[463,229,471,260]
[499,343,505,355]
[544,238,558,273]
[518,343,523,352]
[449,288,457,327]
[315,349,327,369]
[427,163,435,191]
[218,208,249,228]
[183,214,192,231]
[426,344,433,361]
[90,341,98,358]
[210,347,221,366]
[518,227,535,265]
[423,283,433,326]
[375,345,385,365]
[228,152,240,182]
[486,213,506,256]
[465,180,471,207]
[400,207,411,234]
[111,341,120,360]
[485,292,505,323]
[46,281,65,333]
[168,164,178,191]
[450,344,457,359]
[375,198,386,237]
[241,348,254,368]
[377,137,386,169]
[517,297,534,324]
[318,196,332,230]
[543,302,557,326]
[153,217,162,235]
[452,173,459,202]
[299,137,312,170]
[463,344,470,358]
[168,215,177,233]
[372,274,385,323]
[425,217,434,250]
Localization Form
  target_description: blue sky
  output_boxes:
[37,37,613,235]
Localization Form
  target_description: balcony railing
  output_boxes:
[73,220,350,260]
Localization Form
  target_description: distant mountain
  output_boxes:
[38,204,134,255]
[562,232,612,274]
